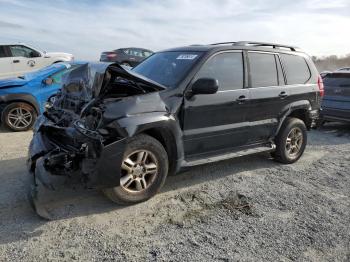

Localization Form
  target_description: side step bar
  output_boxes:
[182,143,276,167]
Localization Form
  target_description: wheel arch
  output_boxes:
[114,113,184,175]
[275,100,313,136]
[0,94,40,116]
[142,127,179,176]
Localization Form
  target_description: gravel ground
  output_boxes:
[0,123,349,261]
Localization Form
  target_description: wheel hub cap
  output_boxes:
[7,107,33,129]
[285,127,303,157]
[120,150,158,192]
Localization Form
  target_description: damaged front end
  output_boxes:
[27,62,165,219]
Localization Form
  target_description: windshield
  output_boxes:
[132,51,203,88]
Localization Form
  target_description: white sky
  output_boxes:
[0,0,349,60]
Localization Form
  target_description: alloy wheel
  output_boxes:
[285,127,303,157]
[7,107,33,129]
[120,150,158,192]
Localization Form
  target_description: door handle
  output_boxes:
[13,60,20,63]
[279,91,288,98]
[236,95,248,103]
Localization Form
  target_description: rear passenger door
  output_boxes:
[183,51,251,157]
[245,52,286,144]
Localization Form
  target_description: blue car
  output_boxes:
[0,63,79,131]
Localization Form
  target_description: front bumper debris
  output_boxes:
[27,116,126,219]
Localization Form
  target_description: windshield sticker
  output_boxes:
[176,54,198,60]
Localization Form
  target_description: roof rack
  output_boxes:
[210,42,237,46]
[234,41,300,51]
[210,41,300,51]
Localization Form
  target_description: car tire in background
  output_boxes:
[1,102,37,132]
[103,134,169,205]
[273,117,307,164]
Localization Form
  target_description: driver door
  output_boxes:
[9,45,42,76]
[183,51,251,158]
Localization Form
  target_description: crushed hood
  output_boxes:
[59,62,166,100]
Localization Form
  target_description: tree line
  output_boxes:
[312,54,350,72]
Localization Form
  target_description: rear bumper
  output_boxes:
[320,107,350,122]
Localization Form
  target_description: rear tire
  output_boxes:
[103,134,168,205]
[273,117,307,164]
[1,102,37,132]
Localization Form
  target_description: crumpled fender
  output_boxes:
[28,131,127,190]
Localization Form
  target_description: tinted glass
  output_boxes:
[248,52,278,87]
[323,74,350,88]
[196,52,243,91]
[280,54,311,85]
[50,65,80,84]
[10,45,40,58]
[0,46,9,57]
[123,49,131,55]
[133,51,203,88]
[132,49,142,57]
[143,51,153,57]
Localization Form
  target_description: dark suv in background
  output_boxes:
[28,41,322,218]
[321,72,350,123]
[100,47,153,67]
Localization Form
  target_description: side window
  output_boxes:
[0,46,10,58]
[10,45,40,58]
[50,65,78,84]
[195,52,244,91]
[248,52,278,87]
[143,51,152,57]
[123,49,130,55]
[280,54,311,85]
[50,70,66,84]
[133,49,143,57]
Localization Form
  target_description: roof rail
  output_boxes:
[210,42,237,46]
[234,41,300,51]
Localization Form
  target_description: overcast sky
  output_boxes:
[0,0,349,60]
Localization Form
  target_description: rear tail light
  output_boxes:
[107,53,117,58]
[317,75,324,97]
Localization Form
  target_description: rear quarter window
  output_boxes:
[280,54,311,85]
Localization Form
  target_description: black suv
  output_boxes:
[28,41,322,218]
[100,47,153,67]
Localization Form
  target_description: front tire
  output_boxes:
[273,117,307,164]
[1,102,37,131]
[103,134,169,205]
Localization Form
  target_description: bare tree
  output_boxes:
[312,54,350,72]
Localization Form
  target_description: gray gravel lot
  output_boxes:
[0,123,349,261]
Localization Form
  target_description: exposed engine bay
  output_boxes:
[27,63,167,218]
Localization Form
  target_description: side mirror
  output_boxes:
[43,77,53,86]
[191,78,219,95]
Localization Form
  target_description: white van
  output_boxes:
[0,43,74,79]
